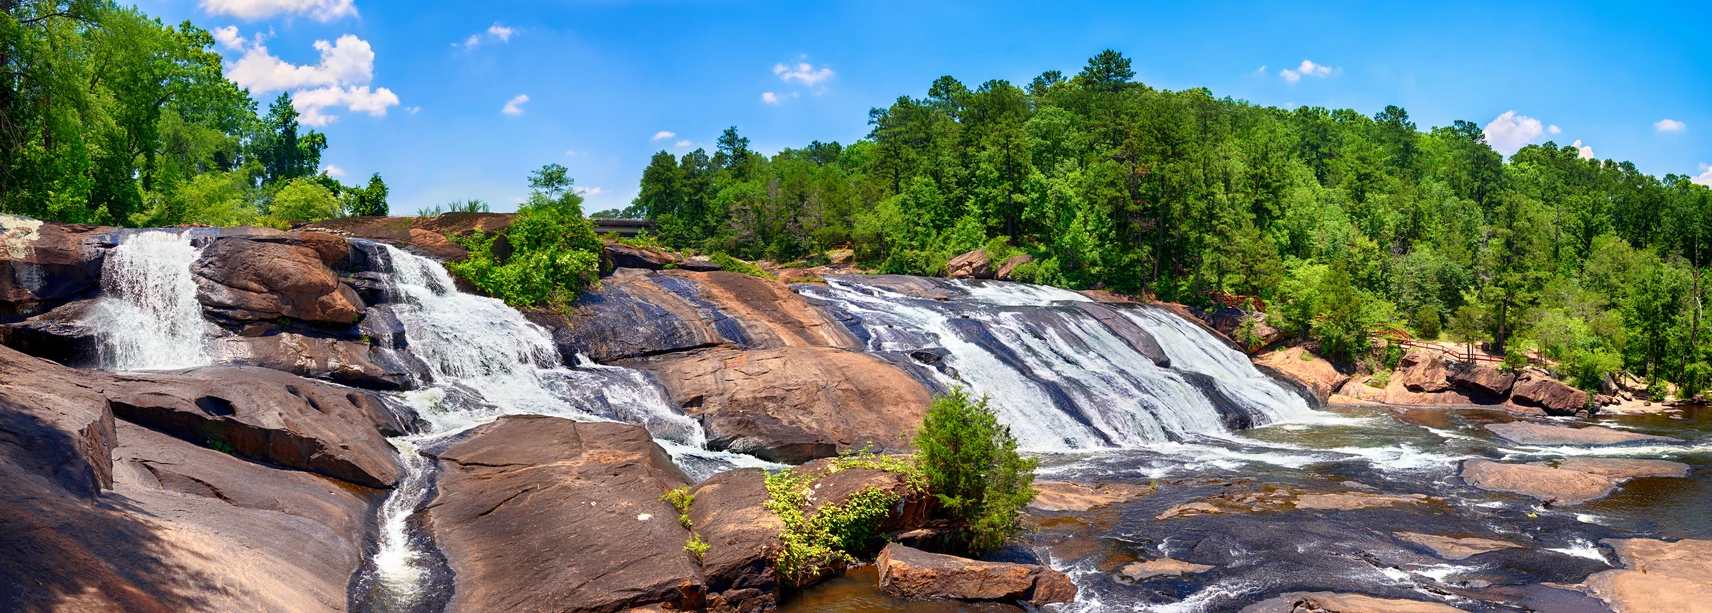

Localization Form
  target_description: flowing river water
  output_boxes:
[80,232,1712,612]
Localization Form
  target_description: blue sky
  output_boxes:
[134,0,1712,214]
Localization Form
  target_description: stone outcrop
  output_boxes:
[1335,374,1474,406]
[1028,481,1153,512]
[1240,592,1467,613]
[1484,421,1683,446]
[605,242,680,270]
[1460,458,1689,505]
[1256,346,1349,403]
[1448,364,1517,400]
[643,347,933,463]
[994,254,1033,281]
[216,332,408,390]
[100,366,406,488]
[300,212,514,262]
[193,238,365,324]
[1117,558,1214,582]
[213,226,351,268]
[0,345,118,498]
[1578,538,1712,613]
[1509,372,1591,415]
[1394,532,1523,560]
[687,468,782,612]
[0,298,105,367]
[793,458,935,536]
[946,249,994,279]
[1395,351,1455,393]
[1292,492,1431,511]
[0,215,113,321]
[1073,303,1170,367]
[875,543,1076,606]
[425,416,706,613]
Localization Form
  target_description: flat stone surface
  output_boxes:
[1485,421,1682,446]
[1394,532,1524,560]
[876,543,1076,606]
[1029,481,1152,512]
[1460,458,1689,505]
[1579,538,1712,613]
[1293,492,1429,511]
[1118,558,1214,581]
[1241,591,1468,612]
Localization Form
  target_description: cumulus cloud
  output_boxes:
[1483,110,1548,156]
[774,61,835,87]
[322,164,345,177]
[652,131,676,140]
[1655,118,1687,132]
[579,186,604,196]
[1572,139,1594,160]
[222,33,398,126]
[200,0,355,22]
[211,26,247,51]
[673,140,692,148]
[487,23,514,42]
[1692,163,1712,187]
[1548,124,1562,134]
[1280,60,1334,84]
[761,92,780,104]
[501,94,529,115]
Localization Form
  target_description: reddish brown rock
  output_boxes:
[1460,458,1689,505]
[99,366,406,488]
[1509,373,1592,415]
[688,468,782,611]
[213,226,350,267]
[193,238,365,324]
[425,416,704,613]
[1256,346,1349,403]
[642,347,933,463]
[605,241,680,270]
[0,215,112,320]
[1484,421,1682,446]
[0,345,117,498]
[994,254,1033,281]
[1117,558,1214,582]
[1394,532,1524,560]
[1396,351,1455,393]
[1029,481,1153,512]
[1578,538,1712,613]
[0,298,105,367]
[793,458,934,536]
[1240,592,1467,612]
[875,543,1076,606]
[946,249,994,279]
[1448,364,1517,400]
[216,332,408,390]
[301,212,514,262]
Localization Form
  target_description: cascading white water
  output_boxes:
[92,231,210,371]
[797,277,1316,452]
[359,243,773,610]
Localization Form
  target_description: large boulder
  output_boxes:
[1448,364,1517,400]
[213,226,350,268]
[993,254,1033,281]
[1460,458,1689,505]
[605,242,680,270]
[875,543,1076,606]
[1395,351,1454,393]
[193,238,365,324]
[688,468,783,612]
[946,249,993,279]
[215,332,409,390]
[0,298,105,367]
[99,366,406,488]
[1578,538,1712,613]
[0,215,112,321]
[1509,373,1591,415]
[1256,346,1349,403]
[793,458,935,536]
[425,416,704,613]
[642,347,933,463]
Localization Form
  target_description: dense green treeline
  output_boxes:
[0,1,387,227]
[617,50,1711,397]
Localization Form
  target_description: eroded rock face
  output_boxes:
[193,238,365,324]
[1484,421,1682,446]
[1239,592,1468,613]
[688,468,782,611]
[1256,346,1349,403]
[946,249,994,279]
[0,346,117,498]
[643,347,933,463]
[217,332,408,390]
[1394,532,1523,561]
[605,242,680,270]
[1460,458,1689,505]
[0,298,105,367]
[1395,351,1455,393]
[1578,538,1712,613]
[1509,373,1591,415]
[1449,364,1517,400]
[0,215,112,321]
[425,416,704,613]
[875,543,1076,606]
[100,366,406,488]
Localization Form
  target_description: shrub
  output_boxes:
[1411,304,1442,340]
[1503,342,1530,372]
[912,388,1039,555]
[763,467,902,586]
[1366,370,1392,388]
[448,168,603,308]
[710,252,775,279]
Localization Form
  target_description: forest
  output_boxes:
[611,50,1712,398]
[0,1,388,228]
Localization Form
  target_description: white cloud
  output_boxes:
[1694,163,1712,187]
[1655,118,1687,132]
[294,85,399,126]
[404,106,421,114]
[652,130,676,140]
[322,164,345,177]
[774,61,835,87]
[674,140,692,148]
[579,186,604,195]
[460,34,481,49]
[1572,139,1594,160]
[1252,65,1268,76]
[1484,110,1547,156]
[501,94,529,115]
[200,0,355,22]
[1279,59,1334,84]
[487,23,514,42]
[211,26,247,51]
[227,34,375,92]
[1548,124,1562,134]
[762,91,781,104]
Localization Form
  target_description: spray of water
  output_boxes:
[93,231,210,371]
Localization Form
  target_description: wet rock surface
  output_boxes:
[0,297,106,367]
[1240,592,1469,612]
[1484,420,1682,446]
[1460,457,1689,505]
[193,238,366,324]
[425,416,705,613]
[1394,532,1524,560]
[215,331,408,390]
[687,468,783,612]
[875,543,1076,605]
[1117,558,1214,582]
[1577,538,1712,613]
[0,215,113,321]
[1029,481,1153,512]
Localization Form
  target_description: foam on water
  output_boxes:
[92,231,210,371]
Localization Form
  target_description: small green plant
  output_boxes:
[709,252,775,279]
[912,387,1040,555]
[662,486,695,530]
[763,467,902,586]
[1366,370,1392,388]
[205,438,234,454]
[684,533,709,561]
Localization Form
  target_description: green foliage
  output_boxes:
[448,165,603,307]
[762,467,902,586]
[1366,370,1392,389]
[709,252,774,279]
[912,388,1039,555]
[662,486,694,529]
[684,533,709,561]
[1503,342,1531,372]
[1412,305,1442,340]
[205,438,234,454]
[267,177,339,225]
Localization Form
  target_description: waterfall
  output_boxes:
[353,242,773,612]
[92,231,210,371]
[797,277,1316,453]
